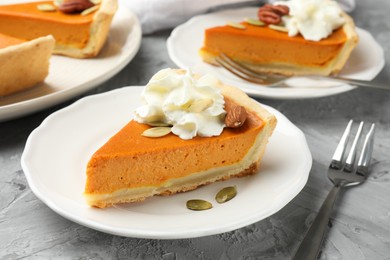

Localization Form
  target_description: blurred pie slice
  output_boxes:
[0,34,54,96]
[200,14,358,76]
[0,0,117,58]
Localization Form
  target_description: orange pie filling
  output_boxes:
[85,108,266,207]
[201,24,347,68]
[0,33,26,49]
[0,1,93,49]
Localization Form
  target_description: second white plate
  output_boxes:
[0,3,142,122]
[167,7,385,99]
[21,86,312,239]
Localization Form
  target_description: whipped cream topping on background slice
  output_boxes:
[134,68,226,140]
[274,0,346,41]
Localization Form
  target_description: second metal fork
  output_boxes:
[292,120,376,260]
[216,53,389,90]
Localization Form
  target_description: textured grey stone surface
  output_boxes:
[1,0,390,259]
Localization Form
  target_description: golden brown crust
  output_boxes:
[0,35,54,96]
[326,13,359,75]
[53,0,118,58]
[90,162,259,208]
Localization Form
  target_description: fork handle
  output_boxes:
[316,76,390,90]
[292,185,342,260]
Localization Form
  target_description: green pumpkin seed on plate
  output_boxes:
[186,199,213,211]
[215,186,237,203]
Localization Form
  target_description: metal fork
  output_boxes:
[292,120,376,260]
[216,53,389,90]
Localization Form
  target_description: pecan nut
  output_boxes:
[258,10,282,25]
[59,0,94,14]
[268,4,289,16]
[225,105,247,128]
[258,4,289,25]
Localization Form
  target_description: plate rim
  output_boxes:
[21,86,313,239]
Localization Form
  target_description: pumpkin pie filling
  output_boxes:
[0,33,26,48]
[86,109,263,193]
[201,24,347,68]
[0,2,92,49]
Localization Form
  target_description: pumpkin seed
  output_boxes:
[188,98,213,113]
[186,199,213,211]
[215,186,237,203]
[227,22,246,30]
[53,0,63,6]
[245,18,265,26]
[147,122,172,127]
[81,5,99,16]
[142,127,171,137]
[269,24,288,33]
[37,4,56,11]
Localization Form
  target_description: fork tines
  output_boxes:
[215,53,269,84]
[330,120,375,176]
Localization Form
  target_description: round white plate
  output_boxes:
[167,7,385,99]
[0,2,142,122]
[21,86,312,239]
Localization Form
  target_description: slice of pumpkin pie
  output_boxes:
[200,0,359,76]
[84,68,277,208]
[0,0,117,58]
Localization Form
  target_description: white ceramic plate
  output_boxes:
[21,86,312,239]
[0,2,142,122]
[167,7,385,99]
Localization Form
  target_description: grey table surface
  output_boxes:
[1,1,390,259]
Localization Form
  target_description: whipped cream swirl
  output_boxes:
[134,68,226,140]
[274,0,345,41]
